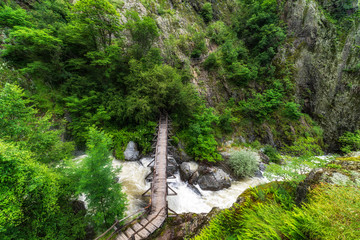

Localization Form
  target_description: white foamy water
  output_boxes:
[116,157,266,215]
[112,158,152,215]
[167,173,265,213]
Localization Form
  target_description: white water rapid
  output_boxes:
[114,157,266,215]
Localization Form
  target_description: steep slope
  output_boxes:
[279,0,360,149]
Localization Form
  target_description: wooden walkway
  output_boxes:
[115,115,171,240]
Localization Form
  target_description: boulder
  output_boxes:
[124,141,139,161]
[220,151,231,160]
[259,162,267,172]
[180,162,199,182]
[198,168,231,191]
[259,152,270,164]
[254,170,263,178]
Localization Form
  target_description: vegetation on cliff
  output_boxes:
[1,0,360,238]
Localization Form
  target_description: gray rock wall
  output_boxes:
[280,0,360,150]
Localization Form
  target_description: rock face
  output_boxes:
[123,141,140,161]
[198,168,231,191]
[280,0,360,150]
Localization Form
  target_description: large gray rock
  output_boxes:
[198,168,231,191]
[124,141,139,161]
[180,162,199,182]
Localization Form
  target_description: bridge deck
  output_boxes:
[116,116,168,240]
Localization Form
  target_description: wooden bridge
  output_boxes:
[96,114,176,240]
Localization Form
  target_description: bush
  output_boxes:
[263,145,281,163]
[207,21,232,45]
[203,53,220,70]
[229,150,258,178]
[200,2,213,23]
[281,137,323,157]
[282,102,302,120]
[179,106,222,162]
[338,130,360,153]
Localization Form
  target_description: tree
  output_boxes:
[179,106,222,162]
[0,83,74,164]
[126,11,159,58]
[70,0,122,50]
[0,140,86,239]
[78,127,127,232]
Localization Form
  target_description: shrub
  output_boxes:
[179,106,222,162]
[229,150,258,178]
[338,130,360,153]
[191,38,207,58]
[207,21,231,44]
[281,137,323,157]
[282,101,302,120]
[200,2,213,23]
[203,53,220,70]
[263,145,281,163]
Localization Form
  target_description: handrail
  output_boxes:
[130,207,166,239]
[94,208,147,240]
[96,114,171,240]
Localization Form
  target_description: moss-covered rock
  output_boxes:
[295,159,360,204]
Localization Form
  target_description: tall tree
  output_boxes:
[78,127,127,232]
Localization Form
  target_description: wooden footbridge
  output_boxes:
[96,114,177,240]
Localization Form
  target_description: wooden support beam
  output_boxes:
[167,183,177,196]
[142,183,152,196]
[147,159,155,167]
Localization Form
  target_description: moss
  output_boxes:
[336,156,360,162]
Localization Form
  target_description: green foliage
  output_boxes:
[191,32,207,58]
[282,102,302,120]
[194,183,360,240]
[281,137,323,157]
[112,121,156,159]
[292,184,360,239]
[0,5,31,28]
[229,150,258,178]
[200,2,213,23]
[338,130,360,153]
[265,156,329,183]
[2,26,63,83]
[0,83,74,163]
[0,140,85,239]
[238,82,284,121]
[126,11,159,58]
[203,52,220,70]
[219,108,234,134]
[207,21,232,45]
[64,91,111,146]
[263,145,281,163]
[78,127,127,232]
[71,0,122,50]
[122,60,197,124]
[234,0,286,68]
[179,106,222,162]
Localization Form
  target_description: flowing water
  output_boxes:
[114,157,267,215]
